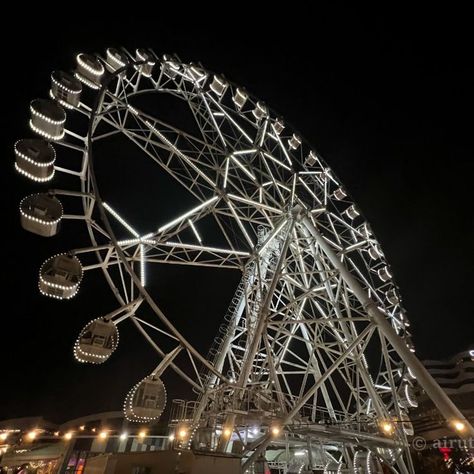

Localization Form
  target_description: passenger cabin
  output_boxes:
[288,134,301,150]
[30,99,66,141]
[39,254,82,299]
[345,204,360,220]
[161,54,180,79]
[232,88,248,110]
[398,381,418,409]
[305,151,317,166]
[333,187,347,201]
[75,53,104,89]
[368,244,383,260]
[14,138,56,182]
[377,265,392,282]
[75,319,118,364]
[50,71,82,108]
[273,118,285,135]
[209,75,227,97]
[105,48,129,73]
[252,101,267,121]
[399,410,414,436]
[20,193,62,237]
[385,288,400,305]
[136,49,155,77]
[126,375,166,421]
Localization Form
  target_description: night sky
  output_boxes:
[1,10,472,423]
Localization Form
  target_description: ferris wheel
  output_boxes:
[14,47,472,474]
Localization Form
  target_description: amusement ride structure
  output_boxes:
[13,47,473,473]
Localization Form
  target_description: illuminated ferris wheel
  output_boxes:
[14,47,472,474]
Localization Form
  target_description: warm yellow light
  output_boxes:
[99,431,108,439]
[64,432,73,440]
[168,434,175,442]
[91,428,96,433]
[453,421,466,432]
[223,428,232,437]
[120,433,128,441]
[271,426,281,436]
[79,425,85,431]
[0,433,8,441]
[54,432,59,437]
[26,431,37,441]
[138,430,147,439]
[178,429,187,439]
[381,421,394,435]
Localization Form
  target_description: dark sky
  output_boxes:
[1,9,472,422]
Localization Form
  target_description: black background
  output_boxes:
[0,8,472,422]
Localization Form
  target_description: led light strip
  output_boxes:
[103,202,139,238]
[158,196,218,233]
[188,219,202,243]
[15,162,55,182]
[29,121,65,141]
[230,155,257,182]
[76,54,104,76]
[30,105,66,125]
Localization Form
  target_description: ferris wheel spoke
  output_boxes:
[132,316,178,341]
[128,316,203,392]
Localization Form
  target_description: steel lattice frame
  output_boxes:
[16,48,471,474]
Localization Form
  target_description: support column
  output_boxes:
[217,218,294,452]
[301,215,474,438]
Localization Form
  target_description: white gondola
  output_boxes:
[273,118,285,135]
[161,54,180,79]
[74,318,119,364]
[378,265,392,282]
[20,193,63,237]
[288,134,301,150]
[30,99,66,141]
[345,204,360,220]
[75,53,104,89]
[233,88,248,110]
[305,150,317,166]
[399,410,414,436]
[386,288,400,305]
[252,101,267,121]
[368,244,383,260]
[50,71,82,109]
[333,187,347,201]
[398,381,418,409]
[105,48,129,73]
[39,253,83,299]
[353,451,384,474]
[209,75,227,97]
[186,64,207,84]
[135,48,155,77]
[357,222,372,239]
[124,374,166,421]
[14,139,56,182]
